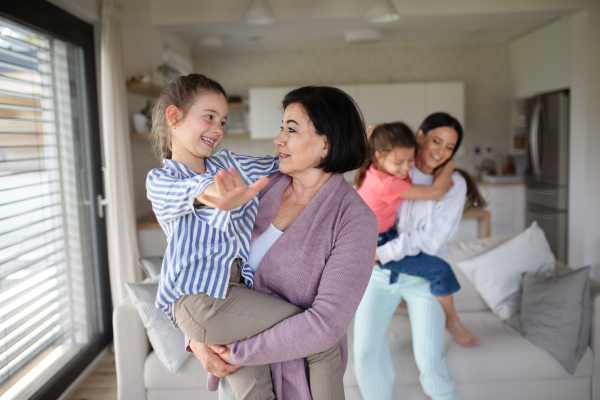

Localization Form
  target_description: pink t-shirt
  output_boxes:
[357,164,411,233]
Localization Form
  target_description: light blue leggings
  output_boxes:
[354,267,459,400]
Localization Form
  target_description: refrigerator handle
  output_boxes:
[529,100,542,179]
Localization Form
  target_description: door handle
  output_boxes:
[528,188,556,196]
[529,101,542,179]
[528,210,555,221]
[97,194,109,218]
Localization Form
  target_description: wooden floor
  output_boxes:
[65,352,117,400]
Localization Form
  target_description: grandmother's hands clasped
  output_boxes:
[189,339,238,378]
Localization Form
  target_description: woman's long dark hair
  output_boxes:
[418,113,486,210]
[354,122,416,189]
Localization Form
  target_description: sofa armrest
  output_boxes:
[589,276,600,400]
[113,296,150,400]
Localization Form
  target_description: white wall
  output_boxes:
[510,18,572,98]
[510,11,600,277]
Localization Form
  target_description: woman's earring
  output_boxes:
[173,126,176,130]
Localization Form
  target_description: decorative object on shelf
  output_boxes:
[133,100,153,133]
[141,100,153,130]
[513,135,526,150]
[244,0,276,25]
[366,0,400,23]
[133,114,148,133]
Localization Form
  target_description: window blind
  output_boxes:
[0,19,82,390]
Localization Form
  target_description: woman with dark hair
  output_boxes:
[189,86,379,400]
[353,112,485,400]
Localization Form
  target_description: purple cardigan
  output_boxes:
[206,172,378,398]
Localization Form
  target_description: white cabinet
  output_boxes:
[481,184,526,235]
[249,87,293,139]
[249,81,464,139]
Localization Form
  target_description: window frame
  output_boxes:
[0,1,111,399]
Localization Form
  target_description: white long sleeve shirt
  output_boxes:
[376,166,467,265]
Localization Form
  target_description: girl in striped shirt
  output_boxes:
[146,74,344,400]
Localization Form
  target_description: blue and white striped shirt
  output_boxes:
[146,149,279,326]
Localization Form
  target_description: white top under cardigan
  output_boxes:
[247,224,283,273]
[376,166,467,264]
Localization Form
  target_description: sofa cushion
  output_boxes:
[456,222,555,319]
[126,280,190,375]
[347,311,593,387]
[509,267,592,375]
[446,232,518,313]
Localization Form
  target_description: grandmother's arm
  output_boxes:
[228,207,378,366]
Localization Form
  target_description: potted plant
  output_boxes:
[132,100,153,133]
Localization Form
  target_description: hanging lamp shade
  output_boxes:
[244,0,277,25]
[366,0,400,23]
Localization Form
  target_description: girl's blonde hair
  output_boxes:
[151,73,227,160]
[354,122,417,189]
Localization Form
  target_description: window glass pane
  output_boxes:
[0,17,102,400]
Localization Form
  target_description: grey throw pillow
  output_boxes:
[507,267,591,375]
[126,279,189,375]
[139,256,163,279]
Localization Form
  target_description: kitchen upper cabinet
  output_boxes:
[357,83,426,131]
[249,82,464,139]
[249,87,293,139]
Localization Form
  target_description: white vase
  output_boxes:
[133,114,149,133]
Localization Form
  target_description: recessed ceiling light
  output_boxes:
[198,36,224,48]
[345,29,383,44]
[244,0,277,25]
[366,0,400,24]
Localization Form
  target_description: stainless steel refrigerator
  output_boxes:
[523,89,569,262]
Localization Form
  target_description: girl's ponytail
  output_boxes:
[353,157,372,189]
[454,169,486,210]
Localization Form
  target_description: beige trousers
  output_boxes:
[174,259,344,400]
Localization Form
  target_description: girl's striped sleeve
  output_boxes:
[146,168,230,231]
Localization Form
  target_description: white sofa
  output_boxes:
[114,233,600,400]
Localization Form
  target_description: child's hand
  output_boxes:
[433,159,456,179]
[198,168,269,211]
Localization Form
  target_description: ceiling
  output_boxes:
[151,0,586,51]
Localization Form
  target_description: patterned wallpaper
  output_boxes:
[195,42,512,173]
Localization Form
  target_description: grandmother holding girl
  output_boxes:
[147,74,379,400]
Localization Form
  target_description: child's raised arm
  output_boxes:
[197,168,269,211]
[399,159,456,201]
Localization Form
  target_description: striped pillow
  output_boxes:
[126,279,190,375]
[457,221,555,320]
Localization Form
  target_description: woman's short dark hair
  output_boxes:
[282,86,368,174]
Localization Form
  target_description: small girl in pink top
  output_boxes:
[355,122,479,347]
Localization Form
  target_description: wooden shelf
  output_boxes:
[126,82,162,97]
[137,212,160,229]
[131,132,151,139]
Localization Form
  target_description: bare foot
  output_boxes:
[446,318,480,347]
